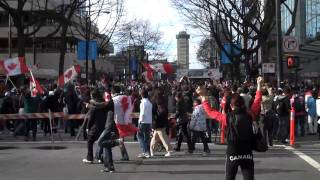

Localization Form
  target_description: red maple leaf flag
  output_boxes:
[142,71,153,82]
[58,65,81,86]
[0,57,29,76]
[29,77,44,97]
[142,63,174,74]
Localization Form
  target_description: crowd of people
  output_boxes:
[1,76,320,179]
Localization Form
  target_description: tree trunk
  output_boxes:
[59,25,68,77]
[91,60,96,84]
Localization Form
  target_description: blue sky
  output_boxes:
[123,0,205,69]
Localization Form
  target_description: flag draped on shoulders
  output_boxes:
[113,95,138,137]
[0,57,29,76]
[58,65,81,86]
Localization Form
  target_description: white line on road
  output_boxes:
[285,146,320,172]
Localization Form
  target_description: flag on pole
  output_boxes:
[29,77,44,97]
[142,63,174,74]
[0,57,29,76]
[58,65,81,86]
[142,71,153,82]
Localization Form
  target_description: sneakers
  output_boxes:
[82,159,93,164]
[144,153,151,158]
[137,153,150,158]
[101,167,115,173]
[138,153,145,158]
[164,152,172,157]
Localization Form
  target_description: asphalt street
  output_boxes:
[0,140,320,180]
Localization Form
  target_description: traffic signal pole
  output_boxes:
[276,0,283,88]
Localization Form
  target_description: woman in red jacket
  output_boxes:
[197,77,263,180]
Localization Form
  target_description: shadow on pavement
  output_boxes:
[0,146,18,150]
[141,159,225,165]
[114,168,303,175]
[32,146,68,150]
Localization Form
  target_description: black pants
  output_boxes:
[295,115,306,137]
[226,155,254,180]
[25,120,37,139]
[67,120,76,136]
[175,123,193,151]
[261,115,273,146]
[277,116,289,142]
[103,147,114,168]
[87,134,99,161]
[191,130,210,152]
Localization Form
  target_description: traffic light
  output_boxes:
[287,56,299,68]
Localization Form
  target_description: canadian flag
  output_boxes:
[143,63,174,74]
[58,65,81,86]
[113,95,138,137]
[0,57,29,76]
[142,71,153,82]
[29,77,44,97]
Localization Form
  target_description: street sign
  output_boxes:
[262,63,275,74]
[77,40,98,61]
[283,36,299,52]
[207,68,222,79]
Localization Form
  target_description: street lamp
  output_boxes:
[84,3,110,84]
[8,14,12,58]
[276,0,283,88]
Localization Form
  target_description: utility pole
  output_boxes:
[8,14,12,58]
[85,0,91,84]
[276,0,283,88]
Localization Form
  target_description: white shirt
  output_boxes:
[139,98,153,124]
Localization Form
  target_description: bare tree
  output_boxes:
[115,19,164,77]
[70,0,124,83]
[0,0,54,56]
[172,0,298,79]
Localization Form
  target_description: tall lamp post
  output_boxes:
[8,14,12,58]
[276,0,283,88]
[84,0,110,84]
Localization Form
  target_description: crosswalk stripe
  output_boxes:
[285,146,320,172]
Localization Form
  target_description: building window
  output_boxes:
[306,0,320,39]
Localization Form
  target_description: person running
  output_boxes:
[198,77,263,180]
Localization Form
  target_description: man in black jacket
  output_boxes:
[82,89,114,164]
[64,84,79,136]
[97,111,121,172]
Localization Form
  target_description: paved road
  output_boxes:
[0,141,320,180]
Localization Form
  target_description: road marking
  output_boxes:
[285,146,320,172]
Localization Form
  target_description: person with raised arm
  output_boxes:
[197,77,263,180]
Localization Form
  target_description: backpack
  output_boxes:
[293,96,305,113]
[275,97,288,116]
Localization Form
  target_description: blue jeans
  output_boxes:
[137,123,151,154]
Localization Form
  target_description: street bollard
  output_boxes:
[290,108,295,146]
